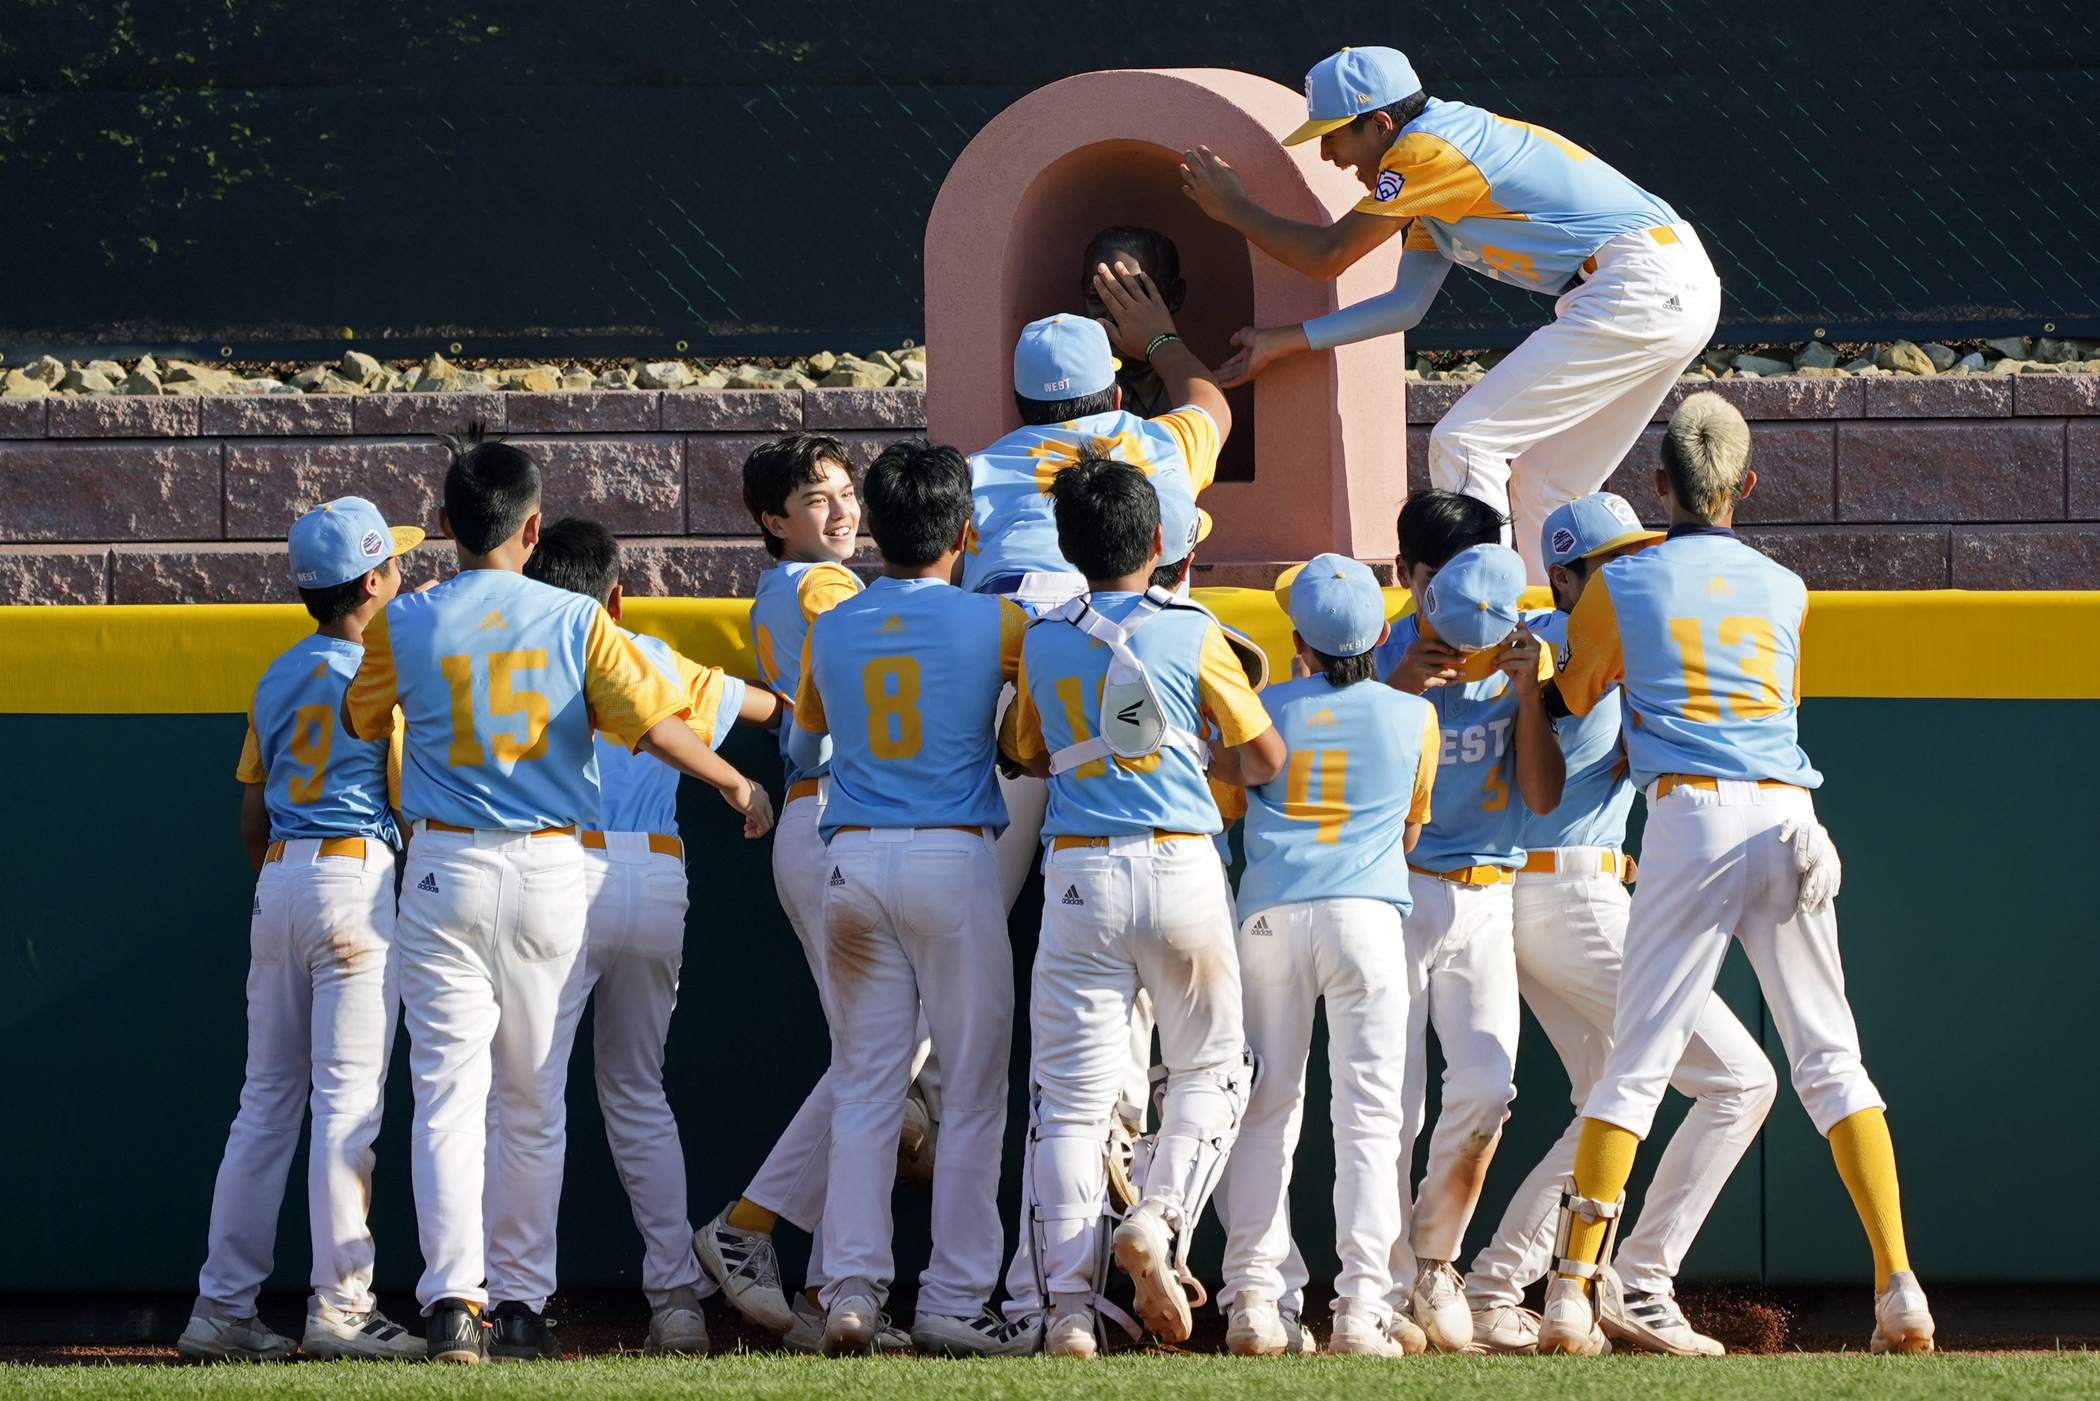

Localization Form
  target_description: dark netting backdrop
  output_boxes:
[2,3,2094,356]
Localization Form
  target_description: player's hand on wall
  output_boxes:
[1499,623,1544,700]
[725,777,776,839]
[1180,146,1246,222]
[1779,817,1842,913]
[1091,261,1178,360]
[1387,635,1465,694]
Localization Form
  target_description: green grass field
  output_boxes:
[2,1354,2096,1401]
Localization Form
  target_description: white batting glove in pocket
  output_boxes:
[1778,818,1842,914]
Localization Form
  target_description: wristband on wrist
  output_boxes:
[1143,332,1181,360]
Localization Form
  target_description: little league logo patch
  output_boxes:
[1608,497,1642,528]
[360,529,385,556]
[1552,527,1578,558]
[1375,169,1403,202]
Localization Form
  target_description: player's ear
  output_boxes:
[1653,465,1672,507]
[1376,620,1392,647]
[520,510,543,547]
[1110,383,1123,412]
[437,506,455,541]
[948,519,970,555]
[1738,468,1758,503]
[604,583,624,620]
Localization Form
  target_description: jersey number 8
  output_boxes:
[862,655,922,760]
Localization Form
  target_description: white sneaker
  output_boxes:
[1536,1275,1609,1356]
[1411,1260,1476,1352]
[694,1207,795,1333]
[301,1301,424,1360]
[1278,1307,1318,1355]
[912,1307,1040,1357]
[1045,1300,1098,1358]
[1329,1301,1405,1357]
[823,1281,884,1356]
[1225,1295,1286,1356]
[1471,1303,1541,1354]
[1601,1286,1723,1357]
[177,1311,298,1362]
[1870,1271,1936,1355]
[644,1298,711,1356]
[782,1291,910,1355]
[1111,1205,1191,1343]
[1385,1303,1429,1354]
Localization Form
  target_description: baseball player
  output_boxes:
[342,425,773,1363]
[1183,45,1721,582]
[1534,393,1933,1356]
[1215,556,1438,1357]
[522,518,783,1356]
[1459,492,1777,1356]
[180,498,423,1363]
[1372,509,1563,1353]
[1006,456,1284,1357]
[785,440,1033,1357]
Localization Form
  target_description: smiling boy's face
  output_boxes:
[764,458,859,564]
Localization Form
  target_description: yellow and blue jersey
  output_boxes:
[792,577,1026,841]
[1373,613,1552,871]
[1012,593,1271,839]
[590,628,745,837]
[346,570,688,832]
[1520,609,1636,852]
[237,635,399,845]
[750,559,862,789]
[1558,529,1819,790]
[1238,674,1438,920]
[960,406,1218,593]
[1357,98,1681,294]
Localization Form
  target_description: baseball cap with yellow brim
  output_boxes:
[1541,492,1664,570]
[1278,553,1387,658]
[1283,46,1423,146]
[288,496,424,587]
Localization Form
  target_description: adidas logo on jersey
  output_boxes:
[1060,885,1084,906]
[878,614,905,633]
[1250,916,1272,935]
[829,867,845,887]
[1663,293,1684,312]
[1306,707,1338,727]
[416,872,439,893]
[478,609,508,629]
[308,662,328,679]
[1704,575,1732,594]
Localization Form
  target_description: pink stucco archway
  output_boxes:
[925,67,1408,575]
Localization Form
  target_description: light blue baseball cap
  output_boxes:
[1284,46,1423,146]
[1541,492,1662,569]
[1014,314,1116,402]
[288,496,423,588]
[1279,553,1387,657]
[1421,543,1526,651]
[1156,485,1213,568]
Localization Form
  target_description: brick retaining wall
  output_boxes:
[2,374,2095,602]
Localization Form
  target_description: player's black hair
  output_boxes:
[1352,89,1430,135]
[298,570,383,627]
[523,516,622,606]
[1308,645,1379,688]
[1083,226,1187,315]
[861,439,971,568]
[1397,488,1507,572]
[1015,386,1118,428]
[1051,455,1160,582]
[438,422,541,556]
[740,432,854,558]
[1149,556,1190,593]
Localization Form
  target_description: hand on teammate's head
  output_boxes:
[1091,260,1177,360]
[1390,634,1464,694]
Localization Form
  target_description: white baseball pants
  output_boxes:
[1392,872,1520,1292]
[577,836,707,1308]
[397,826,589,1312]
[1428,221,1721,583]
[197,840,398,1318]
[1586,782,1885,1139]
[1026,837,1245,1300]
[818,828,1012,1315]
[1221,898,1410,1317]
[1464,858,1776,1306]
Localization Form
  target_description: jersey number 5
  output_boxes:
[863,655,922,760]
[439,651,551,767]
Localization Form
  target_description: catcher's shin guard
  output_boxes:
[1537,1180,1623,1355]
[1134,1049,1255,1305]
[1025,1091,1140,1349]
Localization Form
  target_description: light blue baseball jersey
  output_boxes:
[961,406,1217,593]
[793,576,1026,841]
[237,634,398,844]
[1372,612,1549,871]
[346,570,688,831]
[1355,98,1682,295]
[750,558,862,790]
[1014,593,1273,839]
[1519,609,1637,851]
[1559,528,1821,789]
[1238,674,1439,920]
[590,629,746,836]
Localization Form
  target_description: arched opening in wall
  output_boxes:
[1000,140,1256,483]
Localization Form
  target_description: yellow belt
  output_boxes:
[1408,862,1515,887]
[423,819,576,838]
[787,777,824,804]
[265,836,367,864]
[1582,224,1681,275]
[580,830,684,860]
[1052,831,1206,853]
[1653,774,1804,801]
[1521,848,1634,881]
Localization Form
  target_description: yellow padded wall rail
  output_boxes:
[0,590,2095,713]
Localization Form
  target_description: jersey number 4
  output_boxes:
[1283,750,1349,844]
[439,651,551,766]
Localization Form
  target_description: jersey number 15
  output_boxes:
[439,651,551,767]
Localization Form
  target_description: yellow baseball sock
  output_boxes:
[726,1198,778,1233]
[805,1287,823,1308]
[1828,1107,1908,1293]
[1565,1118,1641,1291]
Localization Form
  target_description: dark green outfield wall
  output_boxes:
[0,700,2091,1297]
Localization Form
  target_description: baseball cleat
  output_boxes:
[822,1281,884,1356]
[1600,1287,1723,1356]
[1411,1260,1478,1352]
[1536,1276,1609,1356]
[176,1310,298,1362]
[695,1205,796,1333]
[896,1084,938,1187]
[911,1307,1041,1357]
[1471,1303,1541,1354]
[1385,1302,1430,1354]
[783,1292,913,1354]
[1112,1204,1193,1343]
[1329,1303,1406,1357]
[1869,1271,1936,1355]
[1225,1294,1287,1356]
[301,1300,424,1360]
[644,1292,711,1356]
[1044,1300,1099,1358]
[485,1301,559,1361]
[425,1298,489,1364]
[1278,1306,1319,1354]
